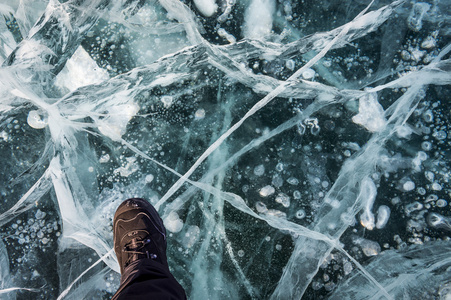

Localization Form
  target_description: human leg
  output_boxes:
[111,198,186,300]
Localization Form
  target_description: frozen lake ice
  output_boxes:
[0,0,450,299]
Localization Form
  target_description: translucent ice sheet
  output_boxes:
[0,0,450,299]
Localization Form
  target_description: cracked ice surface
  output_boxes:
[0,0,450,299]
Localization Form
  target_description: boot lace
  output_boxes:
[123,236,158,267]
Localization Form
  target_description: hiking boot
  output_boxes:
[113,198,168,274]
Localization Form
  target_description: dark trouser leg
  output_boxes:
[111,259,186,300]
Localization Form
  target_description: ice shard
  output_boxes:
[0,0,450,299]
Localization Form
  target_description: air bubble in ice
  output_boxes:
[422,110,433,122]
[360,210,375,230]
[193,0,218,17]
[412,151,427,171]
[396,125,412,138]
[329,199,340,208]
[301,68,315,80]
[145,174,154,183]
[347,143,360,151]
[431,182,442,191]
[304,118,320,135]
[237,250,245,257]
[35,209,46,220]
[285,59,295,70]
[182,226,200,248]
[275,193,290,208]
[356,238,381,257]
[194,108,206,119]
[421,36,436,49]
[343,261,353,275]
[421,141,432,151]
[0,131,9,142]
[27,110,48,129]
[376,205,390,229]
[271,175,283,188]
[161,96,173,108]
[432,130,447,140]
[407,2,431,32]
[405,202,423,215]
[293,190,301,199]
[266,209,286,218]
[425,171,434,182]
[324,282,335,292]
[99,154,110,163]
[436,199,447,208]
[259,185,275,197]
[254,164,265,176]
[297,123,306,135]
[416,151,427,161]
[255,201,268,213]
[114,157,139,177]
[359,177,377,230]
[403,181,415,191]
[401,50,411,61]
[287,177,299,185]
[340,212,355,226]
[410,48,425,62]
[324,120,335,131]
[425,194,438,202]
[438,282,451,299]
[427,213,451,231]
[295,209,306,219]
[312,281,323,290]
[275,163,284,172]
[217,28,236,43]
[391,197,401,205]
[164,212,184,233]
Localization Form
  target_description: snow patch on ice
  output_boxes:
[164,211,184,233]
[54,46,109,92]
[193,0,217,17]
[352,93,387,132]
[95,102,140,141]
[243,0,274,40]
